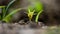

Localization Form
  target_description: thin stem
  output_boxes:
[35,10,43,23]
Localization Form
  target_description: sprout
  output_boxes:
[28,9,35,21]
[28,0,43,23]
[0,0,22,23]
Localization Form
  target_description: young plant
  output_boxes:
[28,0,43,23]
[2,8,22,22]
[28,9,35,21]
[0,0,22,23]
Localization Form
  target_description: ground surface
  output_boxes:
[0,23,60,34]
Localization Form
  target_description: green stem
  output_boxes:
[2,7,6,19]
[35,10,43,23]
[0,6,5,20]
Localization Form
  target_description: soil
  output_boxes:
[0,20,47,34]
[0,20,59,34]
[0,23,48,34]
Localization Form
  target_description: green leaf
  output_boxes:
[34,2,43,12]
[28,0,43,12]
[6,0,16,11]
[0,6,5,8]
[4,0,16,17]
[2,8,22,23]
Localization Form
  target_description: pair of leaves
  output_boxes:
[0,0,22,23]
[3,8,22,22]
[0,6,21,22]
[1,0,16,23]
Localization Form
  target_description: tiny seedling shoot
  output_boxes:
[28,9,35,21]
[27,0,43,23]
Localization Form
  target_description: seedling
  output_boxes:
[28,9,35,21]
[0,0,22,23]
[28,0,43,23]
